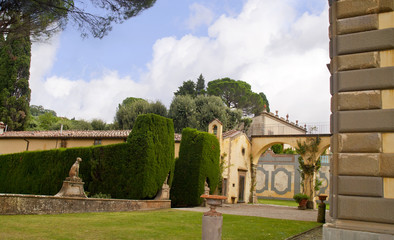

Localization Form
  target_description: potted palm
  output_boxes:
[293,193,309,210]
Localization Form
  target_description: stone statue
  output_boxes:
[69,157,82,180]
[55,157,87,198]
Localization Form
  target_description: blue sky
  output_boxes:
[30,0,330,125]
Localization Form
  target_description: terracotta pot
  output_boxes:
[318,194,328,202]
[298,199,308,210]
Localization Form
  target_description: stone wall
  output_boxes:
[256,151,330,200]
[325,0,394,238]
[0,194,171,215]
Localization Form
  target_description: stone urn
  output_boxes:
[200,195,227,240]
[318,194,328,203]
[200,194,227,216]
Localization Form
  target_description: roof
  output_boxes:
[0,130,184,142]
[260,112,307,132]
[222,129,242,138]
[0,130,132,139]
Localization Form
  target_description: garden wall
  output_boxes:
[0,194,170,215]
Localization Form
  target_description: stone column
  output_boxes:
[324,0,394,239]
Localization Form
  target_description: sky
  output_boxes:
[29,0,330,126]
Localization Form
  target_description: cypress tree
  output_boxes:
[196,74,206,95]
[0,19,31,131]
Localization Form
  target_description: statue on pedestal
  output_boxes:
[55,157,87,198]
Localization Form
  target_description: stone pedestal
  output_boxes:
[202,215,223,240]
[55,178,87,198]
[154,183,170,200]
[200,195,227,240]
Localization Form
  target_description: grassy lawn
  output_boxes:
[0,209,321,240]
[258,199,330,210]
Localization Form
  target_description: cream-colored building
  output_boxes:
[208,119,253,204]
[0,124,182,157]
[0,113,310,205]
[248,111,307,137]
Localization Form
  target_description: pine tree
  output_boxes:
[0,20,31,131]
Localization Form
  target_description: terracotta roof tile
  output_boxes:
[0,130,131,139]
[222,129,241,138]
[0,130,184,141]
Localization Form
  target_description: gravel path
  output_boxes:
[176,204,329,240]
[177,203,331,222]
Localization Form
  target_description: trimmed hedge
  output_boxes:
[170,128,220,207]
[0,114,175,200]
[127,113,175,199]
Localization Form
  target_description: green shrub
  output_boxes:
[0,147,92,195]
[170,128,220,207]
[126,113,175,199]
[0,114,175,200]
[293,193,309,204]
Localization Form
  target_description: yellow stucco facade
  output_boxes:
[208,119,253,204]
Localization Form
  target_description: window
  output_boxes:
[222,178,228,196]
[213,125,218,136]
[94,139,102,145]
[60,140,67,148]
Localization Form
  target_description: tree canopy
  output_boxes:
[0,0,157,39]
[207,78,268,116]
[0,23,31,130]
[174,80,196,97]
[169,94,242,133]
[174,74,206,98]
[114,97,167,129]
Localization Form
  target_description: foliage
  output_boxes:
[207,78,267,116]
[315,178,323,192]
[90,119,106,130]
[293,193,309,204]
[126,113,175,199]
[115,98,167,129]
[174,80,196,97]
[0,22,31,131]
[171,128,220,207]
[26,113,100,131]
[0,0,157,39]
[169,95,197,133]
[271,144,296,155]
[271,144,283,154]
[174,74,206,98]
[194,95,228,131]
[196,74,206,96]
[0,114,175,200]
[283,148,297,154]
[169,94,244,133]
[295,137,322,195]
[225,108,243,130]
[30,105,56,117]
[259,92,270,112]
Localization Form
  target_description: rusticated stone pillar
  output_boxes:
[324,0,394,239]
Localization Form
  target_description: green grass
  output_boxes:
[0,209,321,240]
[258,199,330,210]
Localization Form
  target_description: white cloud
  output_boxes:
[186,3,215,31]
[30,0,330,125]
